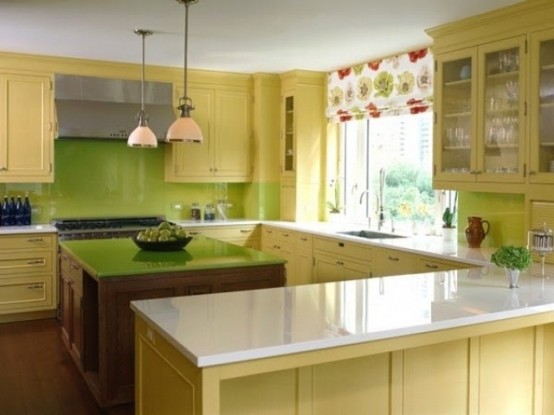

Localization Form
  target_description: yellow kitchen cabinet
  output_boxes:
[261,226,313,285]
[529,27,554,183]
[313,236,372,283]
[279,71,325,221]
[0,72,53,183]
[0,233,57,322]
[372,247,415,277]
[415,255,470,273]
[183,224,260,249]
[293,231,313,286]
[165,86,252,183]
[433,36,526,188]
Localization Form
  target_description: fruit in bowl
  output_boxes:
[133,221,193,251]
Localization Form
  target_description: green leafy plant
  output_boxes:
[442,207,455,228]
[327,180,343,213]
[490,245,532,271]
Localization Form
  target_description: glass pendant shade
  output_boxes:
[128,29,158,148]
[128,112,158,147]
[167,0,202,144]
[166,97,203,143]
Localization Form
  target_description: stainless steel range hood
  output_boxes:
[54,74,175,141]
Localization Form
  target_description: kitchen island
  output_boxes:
[58,236,286,407]
[132,264,554,415]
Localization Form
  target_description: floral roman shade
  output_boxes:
[326,48,433,122]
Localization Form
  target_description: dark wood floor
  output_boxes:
[0,318,133,415]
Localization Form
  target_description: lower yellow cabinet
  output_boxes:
[0,232,57,320]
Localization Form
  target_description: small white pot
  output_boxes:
[442,227,457,243]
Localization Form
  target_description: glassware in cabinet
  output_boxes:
[282,95,295,174]
[435,50,476,180]
[478,39,525,182]
[530,32,554,181]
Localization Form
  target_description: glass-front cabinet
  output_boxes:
[282,94,295,176]
[530,28,554,183]
[435,37,526,184]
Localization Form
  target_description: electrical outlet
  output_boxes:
[171,201,184,211]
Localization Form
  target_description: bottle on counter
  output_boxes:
[14,195,24,226]
[191,202,201,221]
[22,193,32,225]
[0,196,9,226]
[9,197,16,226]
[204,204,215,221]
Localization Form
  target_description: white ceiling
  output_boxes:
[0,0,523,74]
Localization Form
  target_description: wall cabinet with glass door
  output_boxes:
[165,85,252,183]
[434,36,526,188]
[529,28,554,184]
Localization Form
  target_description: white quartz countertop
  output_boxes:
[131,263,554,368]
[0,224,57,235]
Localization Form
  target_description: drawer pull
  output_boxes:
[338,242,345,248]
[425,263,439,269]
[240,229,251,233]
[273,244,280,249]
[71,264,80,270]
[266,230,273,234]
[26,259,45,265]
[336,261,344,265]
[0,166,7,171]
[387,256,399,262]
[26,283,43,289]
[189,231,201,235]
[282,233,289,237]
[300,237,308,241]
[26,238,44,243]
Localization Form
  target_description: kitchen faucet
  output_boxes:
[377,168,386,231]
[359,190,371,228]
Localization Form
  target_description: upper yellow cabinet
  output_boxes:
[529,28,554,183]
[165,85,252,183]
[428,0,554,192]
[0,72,53,183]
[279,71,325,221]
[434,36,526,186]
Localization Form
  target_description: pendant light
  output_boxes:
[166,0,203,143]
[128,29,158,148]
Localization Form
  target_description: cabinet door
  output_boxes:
[314,253,341,283]
[477,36,526,183]
[0,73,53,182]
[434,48,477,183]
[530,28,554,183]
[215,90,251,180]
[59,252,72,346]
[69,260,83,363]
[281,93,295,176]
[164,86,214,181]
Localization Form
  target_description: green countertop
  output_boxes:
[60,237,286,278]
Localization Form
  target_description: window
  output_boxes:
[337,112,440,235]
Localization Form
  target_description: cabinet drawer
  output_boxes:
[417,257,469,273]
[295,232,313,251]
[0,250,54,275]
[373,248,414,277]
[0,233,55,250]
[187,225,260,239]
[0,275,54,313]
[277,230,294,251]
[314,237,372,261]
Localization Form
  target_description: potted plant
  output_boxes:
[326,180,344,223]
[490,245,532,288]
[442,207,456,243]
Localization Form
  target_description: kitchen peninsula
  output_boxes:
[132,265,554,415]
[58,236,286,407]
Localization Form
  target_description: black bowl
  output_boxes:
[132,236,193,252]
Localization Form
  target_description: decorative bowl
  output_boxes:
[132,236,193,251]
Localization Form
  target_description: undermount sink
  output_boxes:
[338,230,406,239]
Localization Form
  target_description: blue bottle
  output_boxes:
[9,197,16,226]
[15,196,24,226]
[0,196,9,226]
[23,194,31,225]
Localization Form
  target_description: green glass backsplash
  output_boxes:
[244,182,281,220]
[0,140,250,223]
[458,192,525,247]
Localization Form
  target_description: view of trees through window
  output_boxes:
[338,112,442,235]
